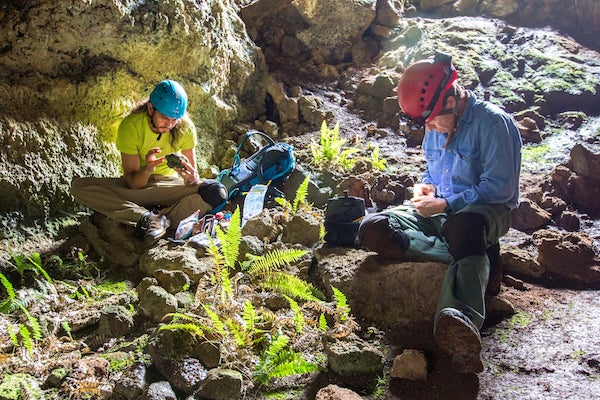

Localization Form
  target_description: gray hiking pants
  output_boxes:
[70,175,212,228]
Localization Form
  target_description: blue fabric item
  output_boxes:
[421,92,522,212]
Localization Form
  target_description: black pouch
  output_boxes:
[324,191,366,247]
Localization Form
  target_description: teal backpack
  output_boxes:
[218,130,295,199]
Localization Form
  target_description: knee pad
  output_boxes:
[198,179,228,209]
[358,213,409,257]
[441,212,487,260]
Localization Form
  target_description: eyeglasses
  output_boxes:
[403,107,454,130]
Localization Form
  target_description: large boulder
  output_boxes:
[314,247,447,346]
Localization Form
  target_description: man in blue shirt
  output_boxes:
[358,51,522,373]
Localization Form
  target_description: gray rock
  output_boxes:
[195,368,243,400]
[141,381,177,400]
[325,333,384,376]
[113,362,147,400]
[281,213,322,247]
[97,305,135,338]
[138,285,178,323]
[315,247,446,331]
[140,246,212,284]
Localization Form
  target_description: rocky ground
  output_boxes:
[2,4,600,400]
[1,81,598,400]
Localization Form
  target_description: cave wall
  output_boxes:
[0,0,267,226]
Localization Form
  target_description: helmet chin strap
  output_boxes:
[148,108,164,141]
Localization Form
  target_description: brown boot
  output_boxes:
[435,308,483,374]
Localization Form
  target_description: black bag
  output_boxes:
[218,130,295,199]
[324,191,366,247]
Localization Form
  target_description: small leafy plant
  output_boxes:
[310,121,359,171]
[253,331,319,386]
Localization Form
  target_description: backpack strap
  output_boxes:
[230,130,275,172]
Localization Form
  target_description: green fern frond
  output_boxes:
[159,323,206,337]
[292,175,310,214]
[246,248,307,276]
[216,207,242,269]
[318,314,328,331]
[27,253,52,283]
[261,272,319,301]
[0,272,15,299]
[284,295,304,333]
[225,318,248,347]
[19,306,42,341]
[8,324,18,346]
[371,145,388,170]
[267,356,319,380]
[163,312,201,323]
[331,286,350,322]
[19,324,33,355]
[242,300,257,333]
[202,305,227,336]
[253,332,319,386]
[61,321,73,341]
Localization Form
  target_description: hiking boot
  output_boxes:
[435,308,483,374]
[137,210,170,245]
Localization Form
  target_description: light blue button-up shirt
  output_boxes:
[421,92,522,212]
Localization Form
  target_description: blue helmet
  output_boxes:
[149,80,188,119]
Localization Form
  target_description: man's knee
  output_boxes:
[441,212,487,260]
[358,213,409,258]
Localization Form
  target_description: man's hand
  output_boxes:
[411,195,447,217]
[176,159,199,185]
[143,147,165,173]
[411,183,446,217]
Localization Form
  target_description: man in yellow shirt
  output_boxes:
[71,80,227,245]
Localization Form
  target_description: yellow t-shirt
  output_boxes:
[115,111,197,176]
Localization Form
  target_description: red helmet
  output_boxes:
[397,51,457,123]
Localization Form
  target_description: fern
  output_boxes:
[225,318,248,347]
[331,286,350,322]
[262,273,319,302]
[0,272,16,299]
[61,321,73,341]
[274,174,311,217]
[19,305,42,341]
[284,295,304,333]
[8,324,18,347]
[202,304,227,336]
[216,207,242,269]
[318,314,328,331]
[253,332,319,386]
[19,324,33,355]
[292,175,310,214]
[242,300,257,333]
[159,323,206,337]
[371,145,388,171]
[243,248,307,276]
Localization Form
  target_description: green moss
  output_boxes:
[523,48,598,94]
[0,374,43,400]
[96,280,130,294]
[521,143,557,174]
[102,351,133,373]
